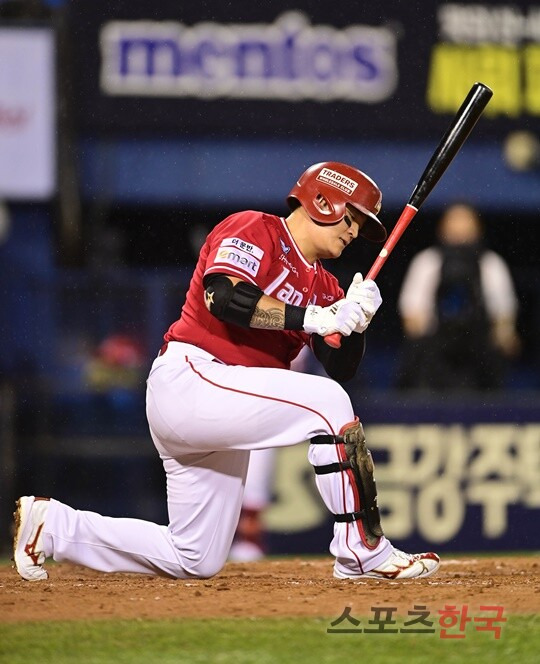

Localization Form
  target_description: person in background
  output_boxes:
[84,334,147,393]
[397,203,520,391]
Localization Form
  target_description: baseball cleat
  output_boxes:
[13,496,50,581]
[334,548,440,580]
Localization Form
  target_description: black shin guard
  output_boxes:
[342,422,384,547]
[311,422,383,548]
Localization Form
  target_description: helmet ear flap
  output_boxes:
[314,194,334,217]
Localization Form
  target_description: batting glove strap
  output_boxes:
[303,300,365,337]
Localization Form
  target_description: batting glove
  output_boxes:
[303,299,367,337]
[346,273,382,329]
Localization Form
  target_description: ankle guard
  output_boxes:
[311,422,383,548]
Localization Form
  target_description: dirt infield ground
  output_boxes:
[1,555,538,623]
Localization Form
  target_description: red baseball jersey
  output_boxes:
[165,210,344,368]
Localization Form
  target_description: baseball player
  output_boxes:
[13,161,440,581]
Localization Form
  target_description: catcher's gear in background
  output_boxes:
[345,273,383,328]
[287,161,387,242]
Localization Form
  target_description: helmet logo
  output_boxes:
[316,168,358,196]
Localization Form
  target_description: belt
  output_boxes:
[158,342,225,364]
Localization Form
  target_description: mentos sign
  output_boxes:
[100,12,398,102]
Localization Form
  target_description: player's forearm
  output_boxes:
[203,274,364,338]
[204,273,291,330]
[204,274,302,331]
[250,295,287,329]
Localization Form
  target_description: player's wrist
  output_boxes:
[302,305,324,334]
[284,304,306,330]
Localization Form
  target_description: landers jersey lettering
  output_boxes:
[165,210,344,368]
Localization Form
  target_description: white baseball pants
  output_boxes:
[42,342,391,578]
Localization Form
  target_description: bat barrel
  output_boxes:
[409,82,493,209]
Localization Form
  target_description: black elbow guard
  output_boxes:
[204,275,263,328]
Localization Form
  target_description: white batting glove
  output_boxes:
[346,273,382,329]
[303,299,367,337]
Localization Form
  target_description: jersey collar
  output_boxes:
[279,217,316,271]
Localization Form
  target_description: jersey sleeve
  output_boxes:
[204,211,277,286]
[323,269,345,302]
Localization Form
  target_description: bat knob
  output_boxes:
[324,333,342,349]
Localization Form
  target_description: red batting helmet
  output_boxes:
[287,161,386,242]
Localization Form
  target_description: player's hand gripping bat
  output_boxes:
[324,81,494,349]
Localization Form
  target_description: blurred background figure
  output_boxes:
[79,333,148,440]
[84,334,147,394]
[228,446,275,562]
[396,203,520,391]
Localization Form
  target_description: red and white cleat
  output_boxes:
[13,496,50,581]
[334,548,440,580]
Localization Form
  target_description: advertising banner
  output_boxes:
[0,27,56,199]
[70,0,540,139]
[265,414,540,553]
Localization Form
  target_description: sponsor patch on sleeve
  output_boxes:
[214,243,261,277]
[221,237,264,260]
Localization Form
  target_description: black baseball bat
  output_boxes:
[325,82,493,348]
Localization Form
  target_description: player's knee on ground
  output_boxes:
[179,550,228,579]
